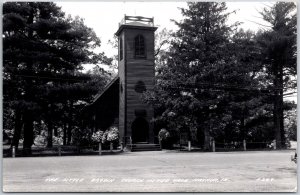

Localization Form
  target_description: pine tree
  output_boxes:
[144,2,275,149]
[3,2,111,154]
[258,2,296,148]
[145,2,239,148]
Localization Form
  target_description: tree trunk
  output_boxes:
[199,107,211,150]
[274,91,281,148]
[203,128,210,150]
[67,123,71,145]
[46,103,54,148]
[22,3,35,156]
[279,67,285,148]
[54,126,58,137]
[23,110,34,156]
[11,109,22,150]
[274,66,284,149]
[67,100,73,145]
[240,108,246,140]
[63,122,67,145]
[46,120,53,148]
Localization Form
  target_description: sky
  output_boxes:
[57,1,272,58]
[57,2,296,102]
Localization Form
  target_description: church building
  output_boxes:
[82,16,160,151]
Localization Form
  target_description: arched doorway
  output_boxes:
[131,117,149,143]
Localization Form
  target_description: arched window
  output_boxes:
[134,35,145,58]
[119,37,123,60]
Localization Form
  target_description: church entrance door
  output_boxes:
[131,117,149,143]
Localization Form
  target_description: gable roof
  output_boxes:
[91,76,119,104]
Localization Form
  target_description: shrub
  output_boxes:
[4,129,14,139]
[158,128,173,149]
[102,126,119,144]
[102,131,109,144]
[34,135,47,146]
[107,126,119,142]
[53,136,63,145]
[92,130,104,143]
[158,128,170,141]
[101,126,119,149]
[72,126,92,146]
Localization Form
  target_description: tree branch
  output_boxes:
[283,92,297,96]
[155,40,168,57]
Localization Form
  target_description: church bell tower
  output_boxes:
[116,16,157,145]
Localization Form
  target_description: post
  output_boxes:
[58,145,61,156]
[274,140,277,150]
[159,139,162,149]
[12,146,16,158]
[110,142,113,152]
[212,140,215,152]
[120,142,123,151]
[243,140,246,151]
[188,141,191,151]
[99,143,102,155]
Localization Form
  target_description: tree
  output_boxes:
[144,2,279,149]
[154,28,171,65]
[3,2,111,154]
[258,2,296,148]
[144,2,241,148]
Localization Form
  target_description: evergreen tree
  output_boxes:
[3,2,111,154]
[258,2,296,148]
[145,2,240,148]
[144,2,275,149]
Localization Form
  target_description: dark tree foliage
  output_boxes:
[3,2,112,154]
[257,2,297,148]
[144,2,286,149]
[144,2,238,148]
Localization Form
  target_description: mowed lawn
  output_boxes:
[3,150,297,192]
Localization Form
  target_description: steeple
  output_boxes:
[116,15,157,145]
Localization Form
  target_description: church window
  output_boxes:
[134,35,145,58]
[119,37,123,60]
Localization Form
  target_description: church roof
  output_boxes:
[82,76,119,113]
[81,76,119,129]
[92,76,119,104]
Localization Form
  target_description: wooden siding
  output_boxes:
[118,32,126,142]
[118,25,156,143]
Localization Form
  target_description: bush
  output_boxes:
[101,126,119,149]
[4,129,14,139]
[34,135,47,146]
[91,130,104,143]
[158,128,172,149]
[53,136,63,145]
[72,126,92,146]
[158,128,170,141]
[107,126,119,142]
[102,131,109,144]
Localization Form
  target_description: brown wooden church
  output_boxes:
[83,16,160,150]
